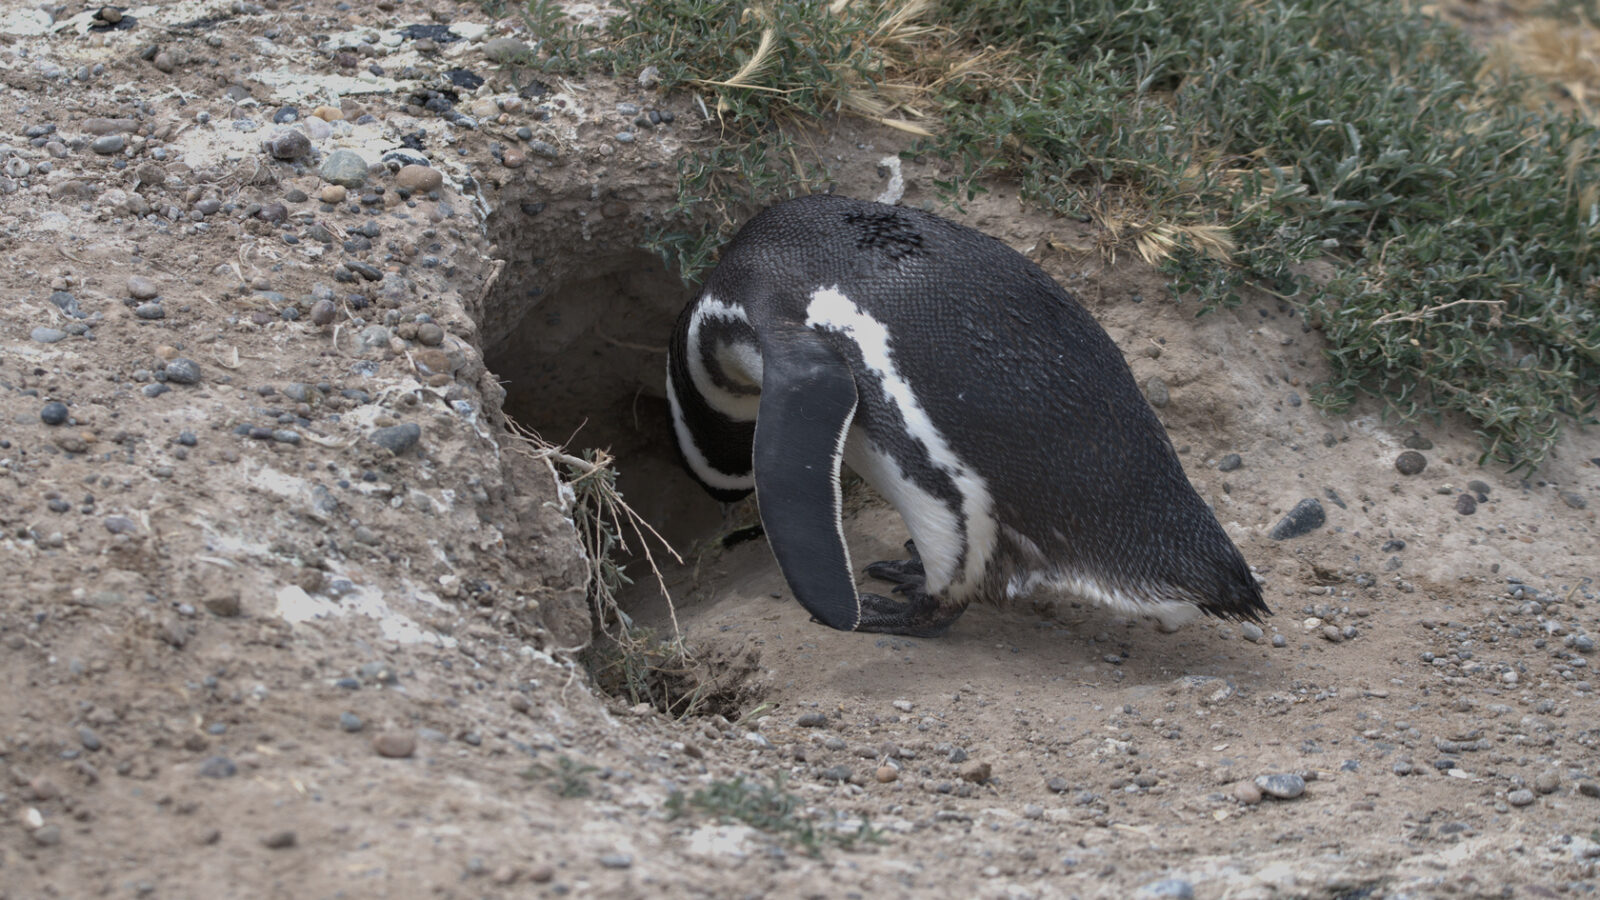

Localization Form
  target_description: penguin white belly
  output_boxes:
[842,429,966,595]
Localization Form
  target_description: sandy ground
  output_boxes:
[0,2,1596,899]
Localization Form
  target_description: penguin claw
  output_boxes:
[854,590,964,638]
[864,553,925,588]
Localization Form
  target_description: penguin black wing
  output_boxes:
[750,324,862,632]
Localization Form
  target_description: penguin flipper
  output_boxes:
[753,329,862,632]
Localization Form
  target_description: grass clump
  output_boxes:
[666,774,881,855]
[515,0,1597,469]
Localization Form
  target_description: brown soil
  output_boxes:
[1,3,1596,899]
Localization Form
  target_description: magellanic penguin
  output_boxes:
[666,194,1269,637]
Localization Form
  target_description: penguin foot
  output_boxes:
[855,587,964,638]
[864,540,924,589]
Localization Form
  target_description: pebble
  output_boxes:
[198,756,238,778]
[90,134,125,154]
[310,299,338,325]
[1455,494,1477,515]
[1240,622,1264,643]
[373,731,416,758]
[127,275,159,299]
[144,383,172,398]
[1560,491,1588,510]
[415,322,445,346]
[40,402,69,425]
[319,150,369,188]
[1144,376,1170,408]
[1217,453,1242,472]
[1047,776,1070,793]
[1231,780,1262,804]
[264,129,311,160]
[320,184,347,204]
[958,760,992,783]
[1507,789,1536,807]
[1534,771,1561,794]
[369,423,421,456]
[875,765,898,783]
[1254,773,1306,800]
[1395,450,1427,475]
[203,593,241,617]
[164,358,202,385]
[261,830,297,849]
[312,105,345,121]
[31,327,67,344]
[339,712,364,732]
[796,712,829,728]
[820,765,852,782]
[598,853,632,869]
[1579,782,1600,798]
[1322,625,1343,643]
[31,825,62,846]
[1268,498,1326,540]
[1136,879,1195,900]
[103,516,137,535]
[396,164,443,193]
[134,303,166,320]
[78,726,103,751]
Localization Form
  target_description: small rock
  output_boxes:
[261,830,297,849]
[415,322,445,346]
[31,824,62,847]
[203,593,241,617]
[1136,879,1195,900]
[796,712,829,728]
[1241,622,1264,643]
[1269,498,1326,540]
[1403,432,1433,450]
[319,149,369,188]
[1560,491,1588,510]
[1254,773,1306,800]
[339,712,364,733]
[40,401,69,425]
[1578,781,1600,798]
[164,358,202,385]
[1507,789,1535,807]
[1144,376,1170,408]
[103,516,137,535]
[1395,450,1427,475]
[1231,780,1262,804]
[1534,771,1561,794]
[134,302,166,320]
[310,299,338,325]
[527,863,556,883]
[312,106,345,121]
[264,129,311,160]
[198,756,237,778]
[373,731,416,758]
[32,326,67,344]
[369,423,421,456]
[598,853,632,869]
[320,184,347,204]
[1322,625,1343,643]
[1217,453,1242,472]
[127,275,160,299]
[820,765,853,782]
[1455,494,1477,516]
[396,164,443,193]
[1047,776,1070,793]
[875,766,898,783]
[78,726,103,751]
[90,134,125,155]
[958,760,992,784]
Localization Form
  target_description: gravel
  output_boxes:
[1254,773,1306,800]
[1269,498,1326,540]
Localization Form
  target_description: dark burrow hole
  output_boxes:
[481,242,762,718]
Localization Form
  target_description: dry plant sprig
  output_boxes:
[503,415,685,653]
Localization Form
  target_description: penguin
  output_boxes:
[666,194,1269,637]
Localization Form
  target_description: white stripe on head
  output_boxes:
[805,286,998,592]
[666,364,755,492]
[686,294,763,421]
